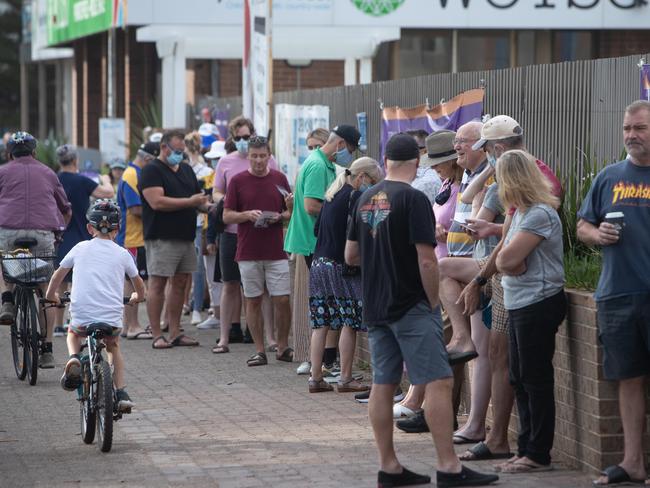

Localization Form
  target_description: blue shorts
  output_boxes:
[368,301,452,385]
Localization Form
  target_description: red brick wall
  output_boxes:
[597,31,650,59]
[217,59,344,97]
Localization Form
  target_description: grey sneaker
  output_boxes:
[60,357,81,391]
[0,302,15,325]
[115,389,135,413]
[296,361,311,375]
[196,316,220,329]
[39,351,56,369]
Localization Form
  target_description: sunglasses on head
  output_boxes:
[233,134,251,142]
[435,183,452,206]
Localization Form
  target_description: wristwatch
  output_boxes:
[474,275,488,287]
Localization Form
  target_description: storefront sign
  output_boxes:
[274,104,330,186]
[47,0,126,46]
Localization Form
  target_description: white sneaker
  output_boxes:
[296,361,311,375]
[196,316,220,329]
[191,310,202,325]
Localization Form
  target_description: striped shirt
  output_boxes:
[447,160,489,257]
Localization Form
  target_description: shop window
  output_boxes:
[458,30,510,72]
[553,31,593,62]
[399,29,452,78]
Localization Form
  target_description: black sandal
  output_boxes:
[276,347,293,362]
[247,352,268,367]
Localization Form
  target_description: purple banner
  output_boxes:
[641,65,650,101]
[380,89,485,164]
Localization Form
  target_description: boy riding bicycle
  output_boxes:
[45,200,145,412]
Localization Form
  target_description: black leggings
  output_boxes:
[508,290,567,466]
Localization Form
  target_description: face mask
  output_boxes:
[359,183,371,193]
[167,150,184,166]
[335,146,353,167]
[487,153,497,168]
[235,139,249,154]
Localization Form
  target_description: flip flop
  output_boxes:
[448,350,479,366]
[127,330,153,340]
[593,465,646,486]
[276,347,293,362]
[212,345,230,354]
[500,460,553,474]
[452,434,485,445]
[151,336,172,349]
[459,442,513,461]
[170,334,199,347]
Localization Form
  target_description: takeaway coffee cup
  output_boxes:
[604,211,625,240]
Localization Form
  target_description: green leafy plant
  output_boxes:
[35,131,66,171]
[129,98,162,158]
[559,147,605,291]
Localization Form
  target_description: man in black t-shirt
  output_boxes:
[139,129,209,349]
[345,133,497,488]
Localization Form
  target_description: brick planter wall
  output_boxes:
[355,289,634,475]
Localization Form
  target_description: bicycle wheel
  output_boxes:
[25,292,40,386]
[10,290,26,380]
[79,360,96,445]
[95,359,114,452]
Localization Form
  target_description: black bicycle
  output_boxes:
[42,295,135,453]
[1,239,56,385]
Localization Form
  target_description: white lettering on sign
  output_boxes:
[73,0,106,22]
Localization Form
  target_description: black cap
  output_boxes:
[140,141,160,157]
[385,133,420,162]
[332,125,361,148]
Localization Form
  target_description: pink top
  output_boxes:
[0,156,71,231]
[213,151,278,234]
[433,180,460,260]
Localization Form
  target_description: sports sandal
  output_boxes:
[309,378,333,393]
[247,352,268,366]
[151,336,172,349]
[212,344,230,353]
[336,378,370,393]
[127,330,153,340]
[276,347,293,362]
[592,465,645,486]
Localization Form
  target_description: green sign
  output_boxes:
[351,0,405,17]
[47,0,125,46]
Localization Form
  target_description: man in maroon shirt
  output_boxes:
[222,136,293,366]
[0,131,72,368]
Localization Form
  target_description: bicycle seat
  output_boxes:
[14,237,38,249]
[85,323,115,337]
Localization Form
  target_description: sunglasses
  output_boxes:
[307,144,321,151]
[233,134,251,142]
[434,183,453,206]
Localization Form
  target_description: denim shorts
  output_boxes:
[598,293,650,380]
[368,301,452,385]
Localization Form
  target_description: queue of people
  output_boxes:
[1,99,650,487]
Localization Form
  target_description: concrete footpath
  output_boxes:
[0,314,595,487]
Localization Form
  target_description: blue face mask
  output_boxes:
[335,146,354,167]
[235,139,249,154]
[167,150,184,166]
[487,153,497,168]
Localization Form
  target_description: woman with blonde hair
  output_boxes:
[308,157,383,393]
[494,149,566,474]
[306,128,330,152]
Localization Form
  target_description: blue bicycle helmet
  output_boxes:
[7,131,37,157]
[86,199,121,234]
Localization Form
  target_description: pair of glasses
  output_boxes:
[249,136,267,144]
[307,145,321,151]
[435,184,452,206]
[453,138,478,146]
[233,134,251,142]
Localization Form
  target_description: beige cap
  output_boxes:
[472,115,523,150]
[420,130,458,167]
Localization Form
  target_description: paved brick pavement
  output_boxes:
[0,314,596,487]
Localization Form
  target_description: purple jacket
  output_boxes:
[0,156,71,231]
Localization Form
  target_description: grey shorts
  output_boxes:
[144,239,196,277]
[219,232,241,283]
[0,228,56,255]
[368,301,453,385]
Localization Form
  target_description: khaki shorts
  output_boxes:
[238,259,290,298]
[0,228,55,255]
[144,239,196,277]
